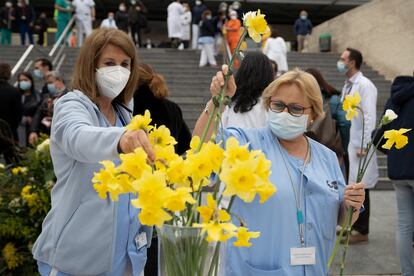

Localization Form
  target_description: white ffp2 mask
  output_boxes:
[95,66,130,100]
[268,111,309,140]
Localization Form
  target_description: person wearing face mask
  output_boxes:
[100,12,118,29]
[115,3,129,33]
[28,71,68,145]
[198,10,217,67]
[293,10,313,53]
[224,10,241,67]
[72,0,96,47]
[167,0,184,48]
[32,29,154,276]
[338,47,378,245]
[128,0,147,47]
[54,0,73,42]
[179,3,191,49]
[0,1,15,45]
[191,0,207,49]
[14,0,35,45]
[34,58,53,98]
[16,71,41,147]
[193,67,365,275]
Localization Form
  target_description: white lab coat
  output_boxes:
[180,11,192,41]
[342,71,379,189]
[100,18,117,29]
[167,2,184,38]
[263,37,288,72]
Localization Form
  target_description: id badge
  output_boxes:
[135,231,148,251]
[290,247,316,266]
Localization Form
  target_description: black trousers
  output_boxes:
[130,23,142,47]
[352,189,370,235]
[144,236,158,275]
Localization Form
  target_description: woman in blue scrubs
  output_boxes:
[194,68,365,275]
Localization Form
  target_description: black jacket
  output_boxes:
[200,19,215,38]
[133,85,191,155]
[376,76,414,180]
[115,10,129,32]
[0,79,22,140]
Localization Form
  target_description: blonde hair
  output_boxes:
[71,28,139,104]
[262,68,324,120]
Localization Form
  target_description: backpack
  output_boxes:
[306,100,344,159]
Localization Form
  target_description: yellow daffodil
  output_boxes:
[92,160,120,200]
[186,151,214,185]
[233,227,260,247]
[243,10,268,43]
[154,145,179,172]
[197,193,217,222]
[138,206,172,227]
[20,185,41,208]
[220,160,258,203]
[163,187,196,212]
[131,170,169,208]
[255,180,277,203]
[194,221,238,242]
[202,142,224,173]
[149,125,177,147]
[126,110,153,132]
[2,243,24,269]
[223,137,250,168]
[343,92,361,121]
[11,166,27,175]
[118,148,151,178]
[166,157,189,186]
[382,128,411,150]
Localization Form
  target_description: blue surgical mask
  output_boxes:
[337,61,347,74]
[19,80,32,91]
[268,111,309,140]
[47,83,57,95]
[300,15,307,20]
[34,69,44,79]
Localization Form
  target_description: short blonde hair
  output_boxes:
[262,68,324,120]
[71,28,139,104]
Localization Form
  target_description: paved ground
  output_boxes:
[331,190,403,275]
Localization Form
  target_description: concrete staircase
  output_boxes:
[0,46,392,189]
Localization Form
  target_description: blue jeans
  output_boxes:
[394,180,414,276]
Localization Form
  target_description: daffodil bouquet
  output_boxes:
[328,92,411,275]
[92,10,275,276]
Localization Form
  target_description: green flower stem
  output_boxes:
[339,208,354,276]
[356,107,366,180]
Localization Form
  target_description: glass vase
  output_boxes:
[157,224,220,276]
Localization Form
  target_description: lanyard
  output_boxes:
[113,104,127,127]
[276,137,310,247]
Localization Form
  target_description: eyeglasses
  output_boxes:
[269,100,311,117]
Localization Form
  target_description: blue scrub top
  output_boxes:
[222,127,345,276]
[38,114,147,276]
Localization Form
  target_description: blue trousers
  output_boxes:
[19,22,34,45]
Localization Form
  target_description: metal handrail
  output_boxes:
[49,15,75,57]
[11,44,34,77]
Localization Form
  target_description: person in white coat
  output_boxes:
[72,0,95,47]
[263,28,288,75]
[180,3,191,49]
[339,47,378,244]
[100,12,118,29]
[167,0,184,48]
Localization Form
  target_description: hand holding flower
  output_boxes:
[343,182,365,213]
[210,65,236,98]
[118,129,155,161]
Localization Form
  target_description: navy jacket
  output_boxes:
[376,76,414,180]
[192,4,207,25]
[293,18,313,36]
